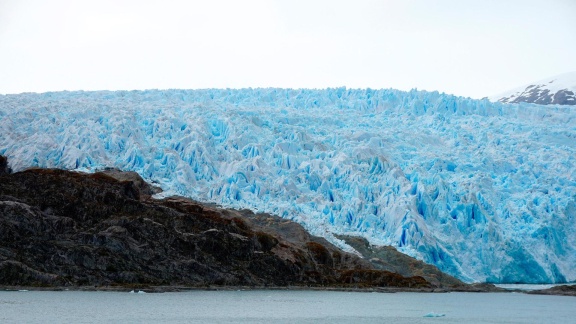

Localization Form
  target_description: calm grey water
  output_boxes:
[1,290,575,323]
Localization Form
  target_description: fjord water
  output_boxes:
[1,290,575,323]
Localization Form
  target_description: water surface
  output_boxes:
[1,290,574,323]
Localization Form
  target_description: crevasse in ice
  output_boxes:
[1,88,575,283]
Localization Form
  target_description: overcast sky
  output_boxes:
[1,0,575,98]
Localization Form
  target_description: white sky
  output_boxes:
[1,0,575,98]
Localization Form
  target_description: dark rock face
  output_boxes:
[99,168,162,198]
[337,235,466,288]
[528,285,576,296]
[0,165,432,289]
[0,156,11,175]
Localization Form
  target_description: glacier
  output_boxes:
[1,88,575,283]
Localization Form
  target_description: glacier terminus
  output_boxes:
[1,88,575,284]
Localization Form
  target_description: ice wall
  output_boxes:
[1,88,575,283]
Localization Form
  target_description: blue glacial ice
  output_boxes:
[1,88,575,283]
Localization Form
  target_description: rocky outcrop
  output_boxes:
[498,87,575,105]
[0,155,11,175]
[0,160,431,289]
[528,285,576,297]
[493,72,576,105]
[336,235,466,288]
[99,168,162,198]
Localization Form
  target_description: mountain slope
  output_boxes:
[492,72,576,105]
[0,165,436,289]
[1,88,575,283]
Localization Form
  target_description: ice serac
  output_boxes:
[1,88,575,283]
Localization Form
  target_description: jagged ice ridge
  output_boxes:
[1,88,575,283]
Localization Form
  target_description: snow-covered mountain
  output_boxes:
[492,72,576,105]
[1,88,575,283]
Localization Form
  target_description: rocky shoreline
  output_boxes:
[2,283,574,296]
[0,156,572,296]
[0,283,498,293]
[526,285,576,297]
